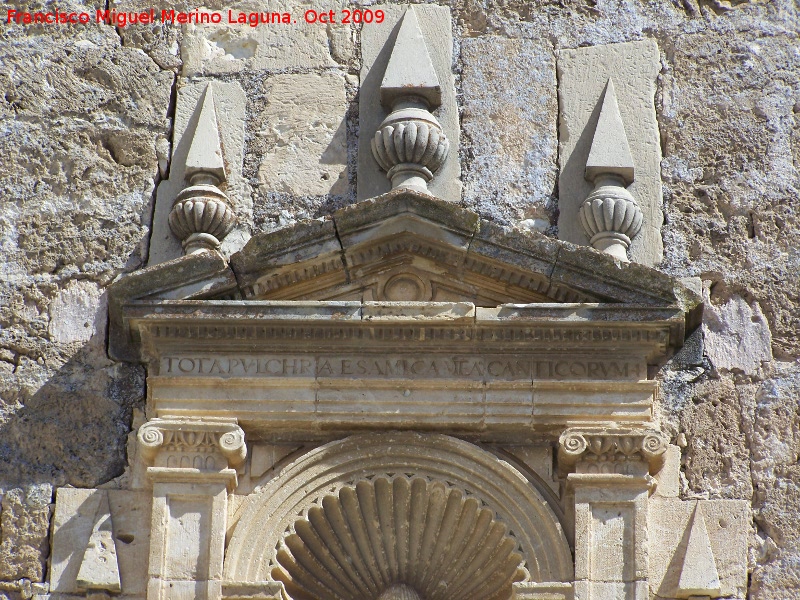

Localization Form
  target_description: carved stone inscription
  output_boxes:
[158,354,645,381]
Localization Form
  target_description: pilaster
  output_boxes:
[560,428,667,600]
[137,417,246,600]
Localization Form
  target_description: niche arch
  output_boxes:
[224,432,573,598]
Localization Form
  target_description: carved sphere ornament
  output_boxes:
[169,178,236,255]
[579,174,643,262]
[372,104,450,192]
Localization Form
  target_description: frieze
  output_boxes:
[141,323,670,346]
[244,255,346,299]
[156,353,646,381]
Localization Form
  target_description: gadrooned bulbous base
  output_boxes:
[579,180,643,262]
[371,106,449,191]
[169,183,236,254]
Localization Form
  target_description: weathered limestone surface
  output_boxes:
[659,30,800,359]
[0,486,52,583]
[256,72,348,197]
[180,0,349,76]
[0,8,166,597]
[461,37,558,229]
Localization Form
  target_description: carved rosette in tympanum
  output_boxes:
[579,174,643,262]
[372,104,450,192]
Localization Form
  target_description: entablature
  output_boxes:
[116,299,687,442]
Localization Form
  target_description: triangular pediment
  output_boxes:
[108,189,700,361]
[230,189,695,307]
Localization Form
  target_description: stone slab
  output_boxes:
[703,292,772,376]
[179,1,348,75]
[256,72,348,197]
[358,4,460,202]
[48,280,104,346]
[652,444,681,498]
[557,40,663,266]
[461,36,558,223]
[50,489,151,596]
[149,80,249,265]
[649,498,749,599]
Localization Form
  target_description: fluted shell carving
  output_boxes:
[377,585,422,600]
[371,107,449,190]
[273,476,525,600]
[579,182,643,261]
[169,183,236,254]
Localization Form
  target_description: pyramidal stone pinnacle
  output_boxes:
[677,504,722,598]
[169,82,236,255]
[380,6,441,109]
[76,492,122,593]
[185,83,226,184]
[585,78,635,185]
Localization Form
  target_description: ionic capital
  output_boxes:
[137,417,246,470]
[558,427,668,476]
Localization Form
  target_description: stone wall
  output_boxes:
[0,0,797,598]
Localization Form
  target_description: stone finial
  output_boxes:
[677,504,722,598]
[579,79,643,262]
[169,83,237,255]
[371,7,450,192]
[380,7,441,109]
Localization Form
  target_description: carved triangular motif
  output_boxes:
[185,83,226,183]
[381,7,442,108]
[76,491,122,593]
[585,78,635,184]
[677,503,722,598]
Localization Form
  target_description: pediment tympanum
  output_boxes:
[229,190,695,307]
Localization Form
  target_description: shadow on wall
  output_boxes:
[0,338,145,488]
[0,285,146,583]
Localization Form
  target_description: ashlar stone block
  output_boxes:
[557,40,663,266]
[461,36,558,223]
[256,72,348,197]
[179,0,349,75]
